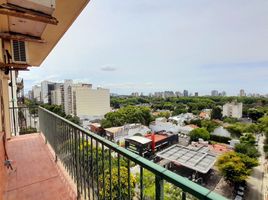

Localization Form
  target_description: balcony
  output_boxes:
[2,107,228,200]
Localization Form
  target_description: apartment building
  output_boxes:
[222,102,243,118]
[41,81,55,104]
[72,85,110,117]
[32,85,41,102]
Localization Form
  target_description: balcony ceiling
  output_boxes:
[0,0,90,67]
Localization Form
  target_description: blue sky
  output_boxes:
[21,0,268,96]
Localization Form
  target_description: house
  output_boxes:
[211,126,231,138]
[105,123,151,144]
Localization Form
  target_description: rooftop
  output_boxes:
[157,144,217,174]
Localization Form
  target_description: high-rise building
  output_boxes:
[164,91,175,98]
[194,92,198,97]
[71,86,110,117]
[183,90,188,97]
[175,91,182,97]
[131,92,139,97]
[41,81,55,104]
[221,91,227,96]
[240,89,245,97]
[32,85,41,102]
[51,83,64,106]
[64,80,73,114]
[211,90,219,96]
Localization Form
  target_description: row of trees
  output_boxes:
[111,96,268,119]
[101,106,154,128]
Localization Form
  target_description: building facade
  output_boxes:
[222,102,243,118]
[72,86,110,117]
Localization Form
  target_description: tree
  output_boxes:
[99,167,136,199]
[137,169,186,200]
[235,143,260,158]
[225,123,246,138]
[101,106,153,128]
[239,133,256,146]
[248,108,264,122]
[189,128,210,141]
[200,120,219,132]
[216,152,258,184]
[211,107,222,120]
[223,117,238,124]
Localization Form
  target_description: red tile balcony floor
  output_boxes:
[4,134,76,200]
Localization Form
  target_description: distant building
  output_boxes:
[194,92,198,97]
[41,81,55,104]
[175,91,183,97]
[131,92,139,97]
[64,79,73,115]
[211,90,219,96]
[220,91,226,96]
[239,89,245,97]
[183,90,189,97]
[222,102,243,118]
[105,124,151,144]
[72,85,110,118]
[32,85,41,102]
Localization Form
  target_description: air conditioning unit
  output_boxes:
[8,0,56,15]
[11,40,28,64]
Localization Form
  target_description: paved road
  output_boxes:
[246,135,265,200]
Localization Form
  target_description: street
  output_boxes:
[246,135,265,200]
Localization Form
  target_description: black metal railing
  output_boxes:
[39,106,227,200]
[9,106,39,136]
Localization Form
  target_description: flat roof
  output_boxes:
[156,144,216,173]
[144,134,167,143]
[126,136,151,145]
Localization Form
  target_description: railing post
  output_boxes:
[74,129,80,200]
[182,191,186,200]
[155,175,164,200]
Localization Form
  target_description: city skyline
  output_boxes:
[21,0,268,95]
[28,80,268,97]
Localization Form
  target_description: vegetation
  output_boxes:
[189,128,210,141]
[110,96,268,119]
[101,106,154,128]
[223,117,238,124]
[216,151,258,184]
[211,107,223,120]
[210,135,231,144]
[136,169,192,200]
[41,104,81,125]
[99,167,136,199]
[200,120,220,132]
[259,116,268,158]
[19,127,37,135]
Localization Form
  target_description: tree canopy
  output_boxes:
[101,106,154,128]
[216,151,258,184]
[189,128,210,141]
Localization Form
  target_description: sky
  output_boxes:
[21,0,268,96]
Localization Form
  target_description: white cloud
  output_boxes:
[100,66,117,72]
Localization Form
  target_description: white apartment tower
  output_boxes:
[51,84,64,106]
[222,102,243,119]
[240,89,246,97]
[71,86,110,118]
[32,85,41,102]
[64,80,73,115]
